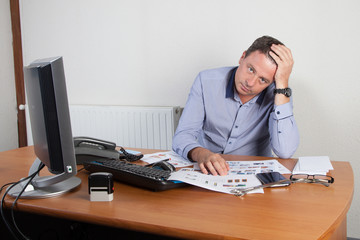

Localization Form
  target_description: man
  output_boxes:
[172,36,299,176]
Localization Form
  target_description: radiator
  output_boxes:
[26,105,182,150]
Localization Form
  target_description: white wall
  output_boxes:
[20,0,360,237]
[0,0,18,151]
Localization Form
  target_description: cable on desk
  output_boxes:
[0,182,17,195]
[1,162,44,240]
[76,166,86,173]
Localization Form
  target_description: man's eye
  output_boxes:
[260,78,268,84]
[248,67,254,73]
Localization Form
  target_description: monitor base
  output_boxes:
[8,176,81,199]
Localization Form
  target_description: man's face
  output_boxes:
[234,50,277,103]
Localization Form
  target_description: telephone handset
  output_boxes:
[74,136,144,164]
[74,136,120,164]
[74,136,116,150]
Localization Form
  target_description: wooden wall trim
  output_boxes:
[10,0,27,147]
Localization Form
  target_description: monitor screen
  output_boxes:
[9,56,81,198]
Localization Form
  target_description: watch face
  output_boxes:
[285,88,292,97]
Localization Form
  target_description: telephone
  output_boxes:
[74,136,121,164]
[74,136,143,164]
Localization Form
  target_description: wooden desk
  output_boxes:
[0,147,353,240]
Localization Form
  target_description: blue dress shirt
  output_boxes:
[172,66,299,160]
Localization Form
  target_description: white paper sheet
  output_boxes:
[141,151,194,168]
[292,156,333,175]
[168,168,263,194]
[192,159,291,174]
[227,159,291,175]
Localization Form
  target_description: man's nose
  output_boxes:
[246,75,257,87]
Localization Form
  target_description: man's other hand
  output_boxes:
[189,148,229,176]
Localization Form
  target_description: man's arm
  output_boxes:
[268,44,299,158]
[269,102,299,158]
[172,73,205,159]
[172,71,229,176]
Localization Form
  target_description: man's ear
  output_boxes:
[239,51,247,64]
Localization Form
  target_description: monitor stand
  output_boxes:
[8,159,81,199]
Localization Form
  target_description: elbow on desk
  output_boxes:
[275,151,295,159]
[272,142,299,159]
[272,132,300,159]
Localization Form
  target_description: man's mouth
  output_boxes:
[240,83,250,93]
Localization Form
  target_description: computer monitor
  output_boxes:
[8,56,81,199]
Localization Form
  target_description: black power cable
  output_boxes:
[0,162,45,240]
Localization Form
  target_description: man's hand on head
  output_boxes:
[189,148,229,176]
[270,44,294,105]
[269,44,294,88]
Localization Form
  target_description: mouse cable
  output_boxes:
[1,162,44,240]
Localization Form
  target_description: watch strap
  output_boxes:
[274,88,292,97]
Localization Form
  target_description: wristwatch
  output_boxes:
[274,88,292,97]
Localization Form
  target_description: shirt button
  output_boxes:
[277,111,281,115]
[235,125,238,128]
[229,142,232,144]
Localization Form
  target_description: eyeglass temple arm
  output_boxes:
[291,177,332,187]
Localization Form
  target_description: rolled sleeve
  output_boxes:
[172,73,205,160]
[273,102,293,120]
[269,101,300,158]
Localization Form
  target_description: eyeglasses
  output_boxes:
[290,174,334,187]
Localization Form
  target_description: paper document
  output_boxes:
[193,159,291,174]
[169,159,291,195]
[168,168,263,194]
[292,156,333,175]
[141,151,194,168]
[227,159,291,174]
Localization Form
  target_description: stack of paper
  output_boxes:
[292,156,333,175]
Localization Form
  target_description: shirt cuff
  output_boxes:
[183,143,202,161]
[273,102,293,120]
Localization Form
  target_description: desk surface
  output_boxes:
[0,147,354,240]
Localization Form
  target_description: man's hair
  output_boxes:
[244,36,284,64]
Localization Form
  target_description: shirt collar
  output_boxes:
[225,66,268,105]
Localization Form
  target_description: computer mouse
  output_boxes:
[152,160,176,172]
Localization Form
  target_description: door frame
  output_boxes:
[10,0,27,147]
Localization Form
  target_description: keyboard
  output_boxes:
[83,159,187,191]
